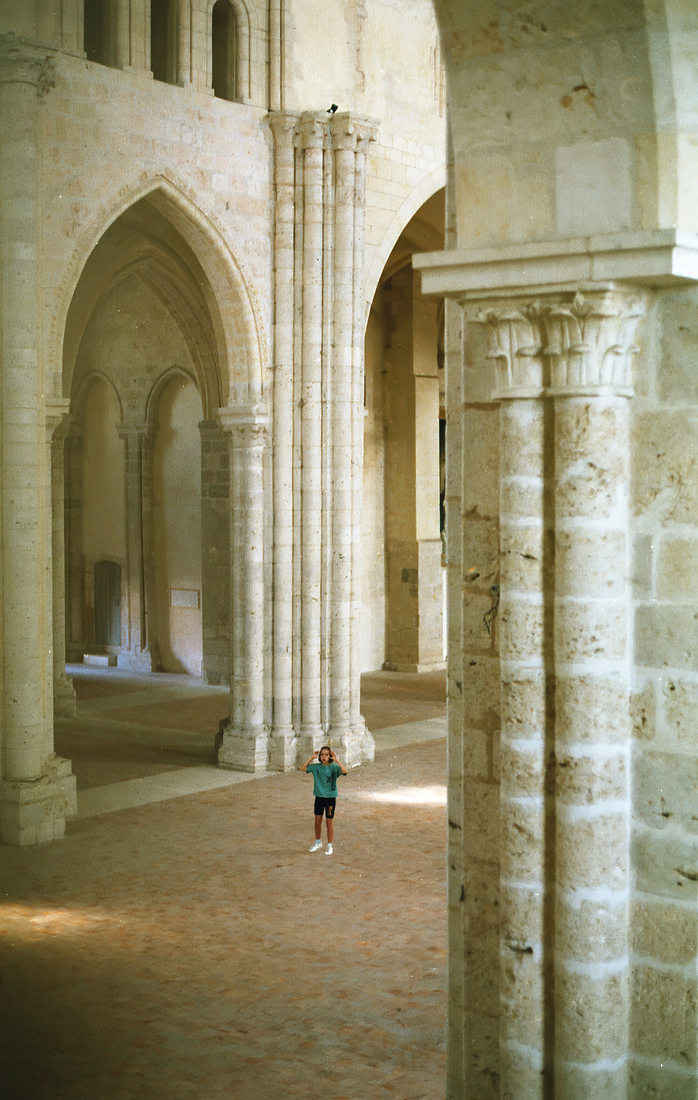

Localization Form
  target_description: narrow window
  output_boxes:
[151,0,179,85]
[212,0,238,101]
[84,0,114,67]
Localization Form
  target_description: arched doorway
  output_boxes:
[362,187,446,673]
[62,193,226,682]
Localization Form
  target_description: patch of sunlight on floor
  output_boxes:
[3,904,115,937]
[356,785,447,805]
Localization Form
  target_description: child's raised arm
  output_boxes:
[301,751,319,772]
[329,749,348,775]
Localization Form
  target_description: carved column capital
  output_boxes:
[268,110,300,143]
[329,111,379,152]
[543,289,645,397]
[217,404,269,443]
[480,302,545,399]
[478,288,646,400]
[295,113,327,150]
[0,34,55,94]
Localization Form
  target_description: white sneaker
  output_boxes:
[325,844,333,856]
[309,840,322,852]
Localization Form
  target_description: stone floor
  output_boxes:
[0,667,447,1100]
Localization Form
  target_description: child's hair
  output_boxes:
[319,745,332,758]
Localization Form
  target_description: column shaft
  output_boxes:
[269,114,298,768]
[298,119,325,752]
[499,398,550,1099]
[50,409,77,717]
[553,395,631,1099]
[218,411,269,771]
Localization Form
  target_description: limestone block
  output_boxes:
[557,894,628,966]
[632,533,654,600]
[629,1059,696,1100]
[462,1010,500,1100]
[462,927,500,1017]
[661,677,698,747]
[500,739,545,800]
[555,528,626,599]
[459,657,500,730]
[500,522,546,592]
[631,898,698,967]
[631,679,657,742]
[463,859,501,936]
[631,964,698,1067]
[500,948,544,1047]
[500,597,545,663]
[557,812,628,891]
[500,882,544,949]
[500,671,547,739]
[657,538,698,600]
[633,829,698,902]
[500,403,545,481]
[555,749,628,806]
[500,476,545,520]
[501,799,544,884]
[555,967,628,1061]
[555,598,627,664]
[557,673,629,744]
[461,515,499,580]
[555,1061,627,1100]
[656,287,698,403]
[462,780,500,854]
[461,406,500,516]
[635,751,698,833]
[218,724,268,773]
[499,1044,546,1100]
[461,590,498,653]
[633,411,698,525]
[635,605,698,672]
[462,728,489,779]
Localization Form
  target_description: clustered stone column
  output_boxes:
[0,36,76,844]
[49,401,78,718]
[250,110,378,774]
[475,289,643,1098]
[217,406,269,771]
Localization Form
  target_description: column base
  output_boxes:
[268,726,298,771]
[217,719,269,772]
[54,673,77,718]
[0,756,77,846]
[382,660,447,674]
[331,721,375,767]
[116,649,156,672]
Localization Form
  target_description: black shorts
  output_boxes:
[314,797,336,818]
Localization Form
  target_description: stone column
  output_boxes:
[64,423,85,663]
[328,115,356,747]
[0,37,76,844]
[268,112,298,769]
[296,115,325,760]
[217,406,269,771]
[545,290,641,1099]
[199,419,231,687]
[480,304,551,1098]
[140,426,161,671]
[49,401,77,718]
[177,0,191,85]
[117,424,152,670]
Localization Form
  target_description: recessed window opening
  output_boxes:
[212,0,238,101]
[84,0,115,67]
[151,0,179,85]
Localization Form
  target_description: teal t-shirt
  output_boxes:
[307,762,343,799]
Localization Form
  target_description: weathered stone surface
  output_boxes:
[635,605,698,672]
[631,898,698,967]
[635,750,698,833]
[631,965,698,1067]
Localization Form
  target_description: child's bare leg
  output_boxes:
[326,817,334,844]
[314,815,323,840]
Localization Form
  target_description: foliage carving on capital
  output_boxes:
[295,114,327,151]
[481,303,545,396]
[542,291,644,393]
[329,112,379,153]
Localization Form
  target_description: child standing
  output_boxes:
[301,746,347,856]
